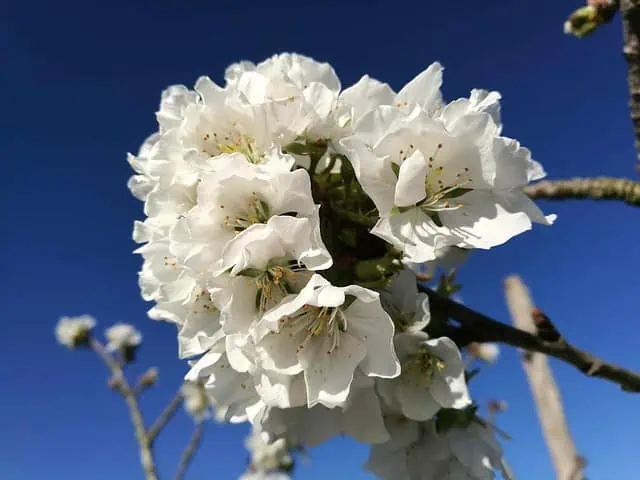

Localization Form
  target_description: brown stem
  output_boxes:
[89,338,159,480]
[175,422,204,480]
[524,177,640,206]
[148,390,184,444]
[419,285,640,392]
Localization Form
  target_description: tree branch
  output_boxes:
[89,338,159,480]
[523,177,640,206]
[419,285,640,392]
[175,421,204,480]
[505,276,584,480]
[621,0,640,166]
[148,389,184,443]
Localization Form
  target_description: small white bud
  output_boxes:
[55,315,96,349]
[469,342,500,364]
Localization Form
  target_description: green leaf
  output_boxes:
[390,162,401,178]
[238,268,264,278]
[282,142,310,156]
[340,157,355,185]
[436,405,479,433]
[338,227,358,248]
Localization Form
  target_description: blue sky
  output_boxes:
[2,0,640,478]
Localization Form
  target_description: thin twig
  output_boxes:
[89,338,159,480]
[175,421,204,480]
[148,390,184,443]
[419,285,640,392]
[524,177,640,206]
[505,276,584,480]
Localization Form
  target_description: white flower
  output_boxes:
[245,429,293,473]
[240,472,291,480]
[257,274,400,408]
[381,269,430,333]
[169,154,316,275]
[364,415,421,480]
[181,381,212,420]
[186,341,260,423]
[224,54,342,146]
[186,335,305,423]
[411,422,504,480]
[156,84,198,133]
[214,215,332,338]
[261,373,390,446]
[407,246,470,281]
[55,315,96,349]
[378,332,471,421]
[226,53,340,104]
[469,342,500,364]
[105,323,142,351]
[366,419,504,480]
[340,68,554,262]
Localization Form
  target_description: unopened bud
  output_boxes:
[139,368,159,388]
[564,2,617,38]
[488,400,508,414]
[468,342,500,364]
[108,376,123,392]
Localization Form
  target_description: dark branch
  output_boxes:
[420,285,640,392]
[524,177,640,206]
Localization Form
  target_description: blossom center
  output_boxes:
[254,264,306,313]
[402,345,445,388]
[393,143,474,224]
[280,305,347,354]
[419,144,472,215]
[202,131,262,163]
[223,193,271,232]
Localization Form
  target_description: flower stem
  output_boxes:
[175,421,204,480]
[89,338,159,480]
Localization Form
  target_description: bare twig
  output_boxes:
[524,177,640,206]
[419,285,640,392]
[148,390,184,444]
[89,338,159,480]
[505,276,584,480]
[175,421,204,480]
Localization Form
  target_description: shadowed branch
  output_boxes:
[420,285,640,392]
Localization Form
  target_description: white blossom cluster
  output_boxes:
[128,53,554,479]
[240,428,293,480]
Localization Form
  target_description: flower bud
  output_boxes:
[55,315,96,350]
[105,323,142,364]
[468,342,500,364]
[139,367,159,389]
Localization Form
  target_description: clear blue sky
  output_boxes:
[2,0,640,478]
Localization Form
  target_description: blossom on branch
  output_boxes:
[55,315,96,349]
[127,52,552,479]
